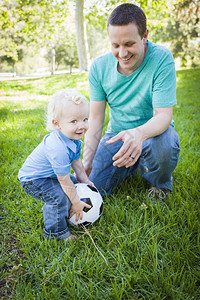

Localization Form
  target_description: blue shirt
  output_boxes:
[89,40,177,134]
[18,129,82,181]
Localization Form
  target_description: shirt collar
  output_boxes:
[55,129,77,153]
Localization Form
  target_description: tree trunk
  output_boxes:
[75,0,88,72]
[92,27,96,60]
[12,62,15,76]
[50,45,55,75]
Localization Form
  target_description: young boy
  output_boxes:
[18,88,93,241]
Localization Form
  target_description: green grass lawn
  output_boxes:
[0,68,200,299]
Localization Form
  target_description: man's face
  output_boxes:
[108,23,148,76]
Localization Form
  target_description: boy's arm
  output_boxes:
[71,158,94,186]
[57,173,91,221]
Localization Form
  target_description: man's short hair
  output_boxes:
[107,3,147,38]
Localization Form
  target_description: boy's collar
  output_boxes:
[55,129,78,153]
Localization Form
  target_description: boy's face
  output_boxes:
[53,101,89,140]
[108,23,148,76]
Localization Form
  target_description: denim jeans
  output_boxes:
[89,126,180,195]
[20,175,78,240]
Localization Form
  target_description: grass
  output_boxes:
[0,68,200,299]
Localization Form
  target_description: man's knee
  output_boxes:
[142,126,180,167]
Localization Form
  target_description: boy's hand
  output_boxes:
[75,175,95,188]
[69,200,91,222]
[72,159,94,186]
[83,179,95,188]
[75,175,95,187]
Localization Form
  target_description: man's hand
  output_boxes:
[106,107,173,168]
[106,127,143,168]
[69,200,91,222]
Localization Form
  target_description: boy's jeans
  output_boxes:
[89,126,180,195]
[20,175,78,240]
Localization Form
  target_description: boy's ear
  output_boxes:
[52,119,60,129]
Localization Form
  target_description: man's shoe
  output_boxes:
[148,186,169,200]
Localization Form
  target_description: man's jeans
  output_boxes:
[89,126,180,195]
[20,175,78,240]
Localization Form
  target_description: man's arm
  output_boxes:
[82,100,106,175]
[106,106,173,168]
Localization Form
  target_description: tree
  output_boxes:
[152,0,200,67]
[75,0,88,71]
[0,0,69,70]
[0,48,24,74]
[46,33,79,73]
[85,0,169,29]
[56,43,78,73]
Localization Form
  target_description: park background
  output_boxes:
[0,0,200,299]
[0,0,199,76]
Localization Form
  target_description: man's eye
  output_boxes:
[126,43,134,47]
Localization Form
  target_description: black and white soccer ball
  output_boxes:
[68,183,103,227]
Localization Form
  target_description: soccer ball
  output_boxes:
[68,183,103,226]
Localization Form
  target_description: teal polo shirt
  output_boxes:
[89,40,177,134]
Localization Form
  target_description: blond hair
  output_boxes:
[46,88,89,131]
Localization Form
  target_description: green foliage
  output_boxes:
[85,0,169,30]
[0,68,200,298]
[50,34,79,71]
[154,0,200,67]
[0,48,24,74]
[0,0,68,61]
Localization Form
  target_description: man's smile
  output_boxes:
[120,55,134,62]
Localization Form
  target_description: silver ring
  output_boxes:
[130,155,135,160]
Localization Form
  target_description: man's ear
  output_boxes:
[143,29,149,44]
[52,119,60,129]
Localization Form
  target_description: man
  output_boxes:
[83,3,180,199]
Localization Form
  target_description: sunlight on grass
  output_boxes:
[0,70,200,299]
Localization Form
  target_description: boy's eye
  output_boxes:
[71,120,77,124]
[83,118,88,122]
